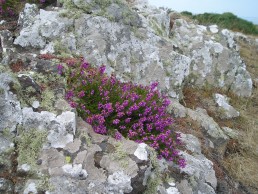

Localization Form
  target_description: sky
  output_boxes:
[148,0,258,24]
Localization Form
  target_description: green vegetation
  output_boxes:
[16,128,47,167]
[181,11,258,35]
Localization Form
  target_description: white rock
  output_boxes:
[209,25,219,33]
[32,101,40,108]
[107,171,133,193]
[134,143,148,161]
[23,182,37,194]
[166,186,180,194]
[62,164,88,179]
[214,93,240,119]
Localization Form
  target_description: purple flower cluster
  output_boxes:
[61,59,186,168]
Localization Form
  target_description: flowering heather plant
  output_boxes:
[60,59,186,168]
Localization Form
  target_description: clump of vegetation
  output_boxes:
[181,11,258,35]
[58,59,186,168]
[16,128,47,167]
[0,0,45,17]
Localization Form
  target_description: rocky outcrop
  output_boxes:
[12,1,252,99]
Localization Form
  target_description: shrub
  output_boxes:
[191,12,258,35]
[59,58,186,168]
[0,0,45,17]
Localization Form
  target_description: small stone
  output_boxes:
[62,164,88,179]
[209,25,219,33]
[23,182,37,194]
[134,143,148,161]
[36,159,42,165]
[32,101,40,109]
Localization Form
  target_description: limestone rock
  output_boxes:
[214,93,240,119]
[107,171,133,193]
[22,108,76,148]
[187,108,228,150]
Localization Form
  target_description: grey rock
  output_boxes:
[221,127,239,139]
[180,152,217,192]
[0,73,22,134]
[22,108,76,148]
[107,171,133,194]
[62,164,88,179]
[0,178,14,194]
[167,100,187,118]
[214,93,240,119]
[176,179,193,194]
[181,133,202,155]
[14,7,73,49]
[187,108,228,151]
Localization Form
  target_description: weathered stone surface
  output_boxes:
[107,171,133,193]
[22,108,76,148]
[181,133,201,154]
[0,178,14,194]
[180,152,217,191]
[14,4,73,48]
[209,25,219,34]
[134,143,148,161]
[221,127,239,139]
[214,93,240,119]
[187,108,228,150]
[0,73,22,134]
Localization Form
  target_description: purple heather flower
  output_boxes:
[69,101,78,108]
[114,132,122,140]
[119,125,126,130]
[113,119,120,125]
[91,90,94,95]
[57,64,64,75]
[125,118,131,123]
[65,90,74,100]
[78,91,85,98]
[40,0,46,3]
[104,91,109,97]
[82,80,87,85]
[117,112,125,118]
[150,81,159,91]
[81,61,89,69]
[99,65,106,75]
[178,159,186,168]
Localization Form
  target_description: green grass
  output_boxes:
[181,11,258,35]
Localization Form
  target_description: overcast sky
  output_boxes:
[148,0,258,24]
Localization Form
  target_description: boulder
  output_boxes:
[214,93,240,119]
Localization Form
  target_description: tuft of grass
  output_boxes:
[223,153,258,190]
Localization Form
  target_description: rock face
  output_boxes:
[0,0,256,193]
[13,1,252,99]
[214,93,240,119]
